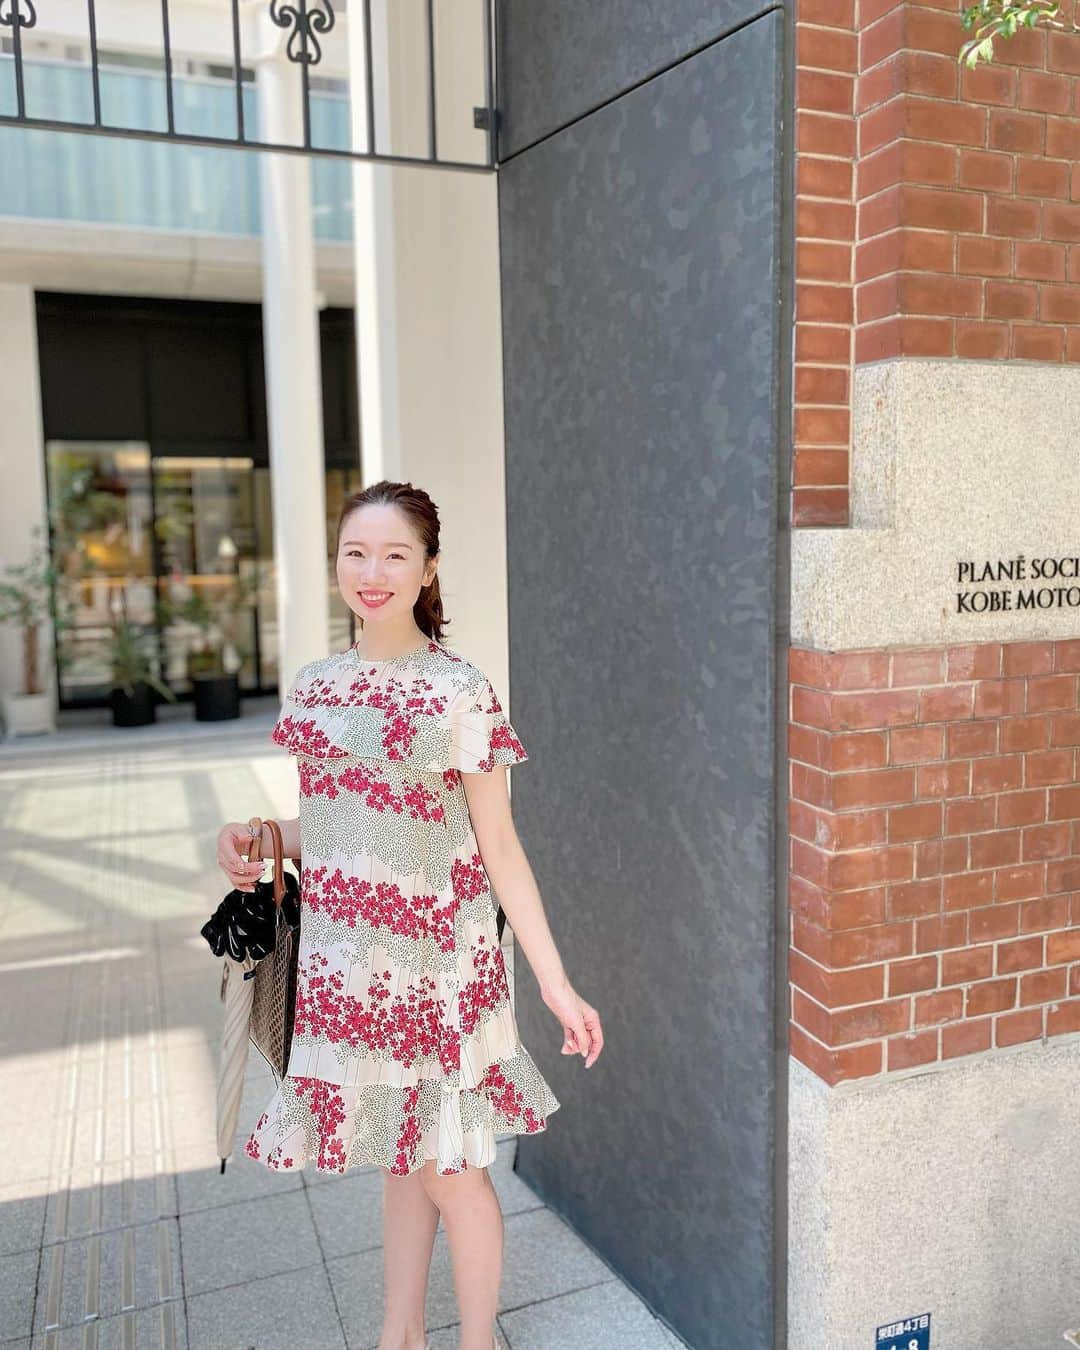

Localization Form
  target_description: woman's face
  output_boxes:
[336,503,438,630]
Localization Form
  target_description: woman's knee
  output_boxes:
[415,1159,491,1210]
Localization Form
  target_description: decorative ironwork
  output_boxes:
[0,0,37,30]
[269,0,335,67]
[0,0,498,173]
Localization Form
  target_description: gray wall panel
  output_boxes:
[499,14,783,1348]
[496,0,770,159]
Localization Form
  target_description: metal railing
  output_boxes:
[0,0,497,171]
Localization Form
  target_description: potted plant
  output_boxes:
[168,565,264,722]
[0,524,75,740]
[107,617,178,728]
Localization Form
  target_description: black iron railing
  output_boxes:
[0,0,497,172]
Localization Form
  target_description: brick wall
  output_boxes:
[788,639,1080,1085]
[793,0,1080,525]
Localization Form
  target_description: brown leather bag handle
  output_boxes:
[246,816,288,909]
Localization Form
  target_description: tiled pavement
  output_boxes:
[0,708,686,1350]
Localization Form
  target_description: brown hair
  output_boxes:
[335,480,450,643]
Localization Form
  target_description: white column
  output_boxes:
[251,8,330,683]
[347,1,401,482]
[0,284,54,718]
[345,4,512,686]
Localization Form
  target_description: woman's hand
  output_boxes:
[541,976,604,1069]
[216,822,264,893]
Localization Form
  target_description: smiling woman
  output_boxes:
[219,477,602,1350]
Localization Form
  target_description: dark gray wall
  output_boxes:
[497,8,786,1348]
[496,0,776,158]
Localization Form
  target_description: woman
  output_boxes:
[215,479,603,1350]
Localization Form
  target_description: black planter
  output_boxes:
[193,672,241,722]
[110,681,157,728]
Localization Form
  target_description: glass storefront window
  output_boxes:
[45,439,363,707]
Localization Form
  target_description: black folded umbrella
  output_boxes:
[201,871,301,962]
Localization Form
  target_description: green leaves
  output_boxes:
[958,0,1064,67]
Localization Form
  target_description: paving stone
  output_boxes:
[0,1180,48,1258]
[32,1217,181,1335]
[499,1278,675,1350]
[29,1300,188,1349]
[0,1247,39,1341]
[178,1189,320,1297]
[185,1261,346,1350]
[498,1207,613,1310]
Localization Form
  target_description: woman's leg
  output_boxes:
[378,1165,441,1350]
[417,1160,503,1350]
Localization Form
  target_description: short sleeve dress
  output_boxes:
[243,636,561,1177]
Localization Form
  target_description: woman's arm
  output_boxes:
[461,769,567,995]
[261,816,300,862]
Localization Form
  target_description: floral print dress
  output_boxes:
[243,636,561,1177]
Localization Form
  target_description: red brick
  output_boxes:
[857,142,905,199]
[996,1007,1044,1046]
[1043,203,1080,242]
[798,24,858,72]
[1047,928,1080,963]
[957,234,1011,276]
[986,195,1041,238]
[793,449,850,485]
[997,935,1045,974]
[1015,155,1070,199]
[966,976,1017,1015]
[858,56,906,114]
[799,0,855,24]
[947,644,1003,681]
[999,714,1049,752]
[797,281,855,323]
[917,759,971,797]
[919,682,976,721]
[1047,998,1080,1037]
[939,869,993,912]
[1012,325,1066,361]
[905,51,959,100]
[913,988,963,1026]
[1018,70,1072,115]
[1026,748,1074,786]
[956,321,1009,358]
[970,829,1021,869]
[1020,966,1067,1004]
[958,148,1014,193]
[1049,712,1080,746]
[906,97,988,147]
[1048,31,1080,75]
[799,68,855,115]
[888,954,939,995]
[960,61,1017,106]
[794,364,850,402]
[1015,240,1067,280]
[915,911,969,952]
[888,877,943,920]
[798,110,857,157]
[891,648,946,685]
[887,1030,939,1070]
[889,723,945,763]
[985,280,1037,320]
[942,1016,992,1059]
[798,238,854,282]
[798,155,855,199]
[900,184,984,232]
[857,273,900,323]
[968,904,1020,945]
[1042,287,1080,324]
[998,789,1048,827]
[795,407,851,444]
[1047,116,1080,159]
[1021,820,1071,860]
[970,753,1024,794]
[900,272,982,316]
[902,139,959,186]
[788,1023,882,1087]
[859,98,906,157]
[941,945,994,985]
[796,323,851,362]
[860,7,905,70]
[792,487,849,525]
[974,680,1030,717]
[994,864,1046,903]
[989,109,1045,155]
[944,796,995,834]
